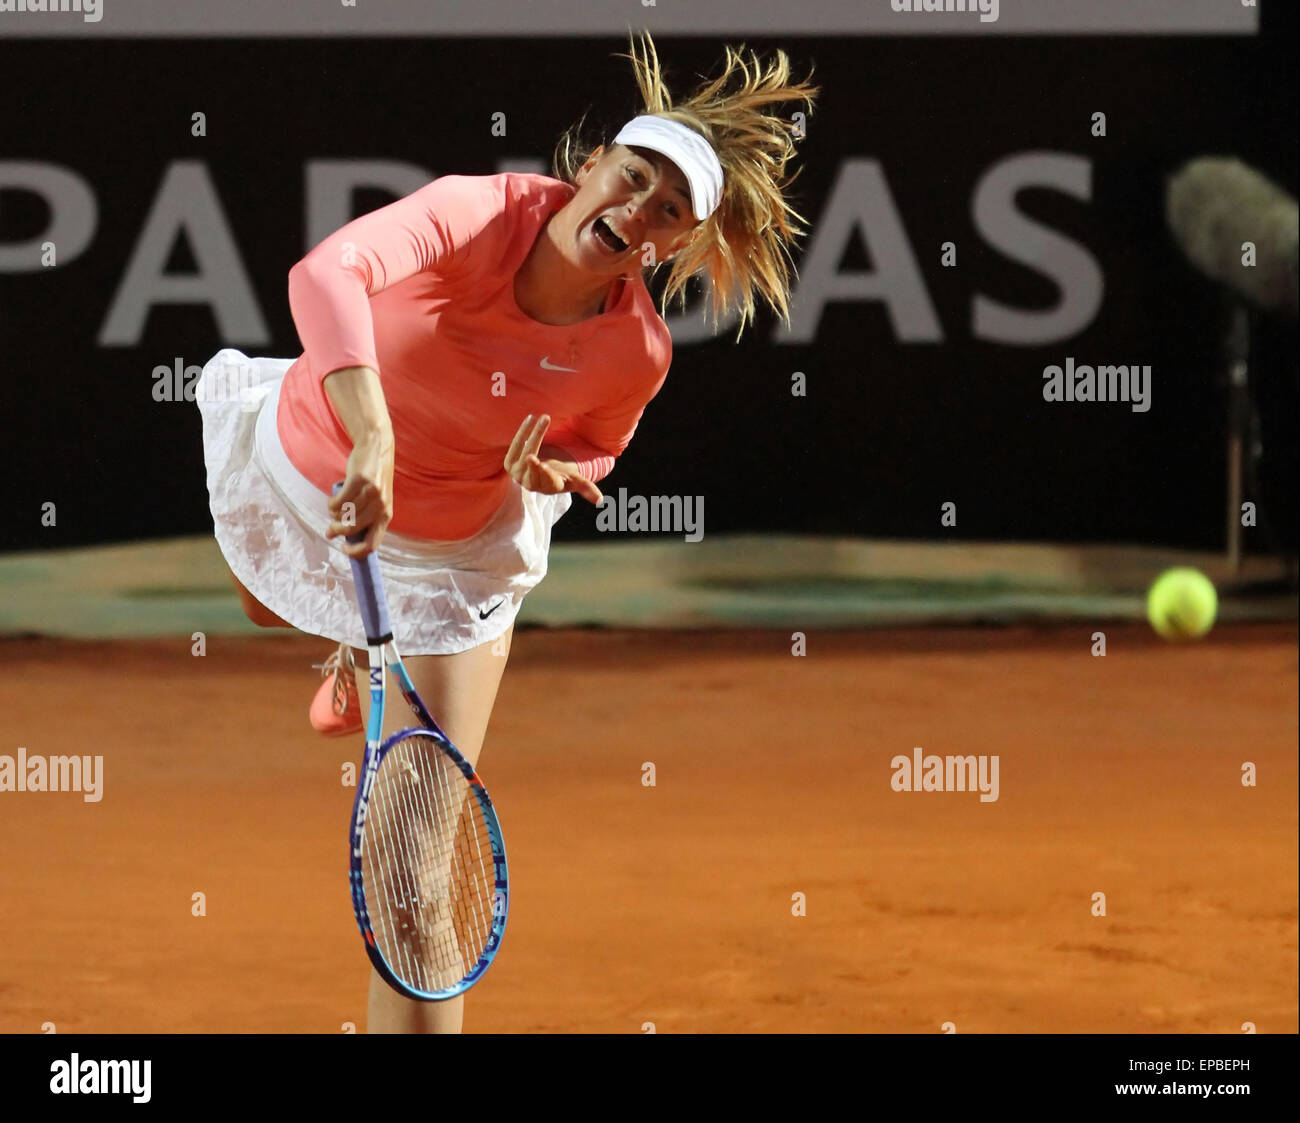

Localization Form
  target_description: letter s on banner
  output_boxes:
[972,152,1103,346]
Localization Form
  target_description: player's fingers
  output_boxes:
[338,512,386,557]
[553,463,601,504]
[360,519,387,557]
[504,414,534,471]
[570,474,603,506]
[332,526,369,552]
[327,484,355,520]
[326,502,371,539]
[523,413,550,460]
[328,478,380,525]
[518,460,543,493]
[526,453,564,493]
[327,494,388,543]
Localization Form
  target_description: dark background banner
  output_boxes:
[1,14,1295,551]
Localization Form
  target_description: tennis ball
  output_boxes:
[1146,567,1217,640]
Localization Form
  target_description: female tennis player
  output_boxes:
[196,31,817,1033]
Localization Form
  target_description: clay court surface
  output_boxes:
[1,623,1295,1034]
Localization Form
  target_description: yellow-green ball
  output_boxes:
[1147,567,1217,640]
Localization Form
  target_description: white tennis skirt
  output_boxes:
[195,348,572,655]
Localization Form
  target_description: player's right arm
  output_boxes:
[287,175,502,556]
[287,174,498,382]
[323,365,395,558]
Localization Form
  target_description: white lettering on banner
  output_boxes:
[99,161,269,345]
[972,153,1104,346]
[305,160,436,255]
[0,161,96,272]
[1,154,1101,349]
[783,153,1102,346]
[784,158,942,344]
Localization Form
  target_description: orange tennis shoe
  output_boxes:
[310,644,362,736]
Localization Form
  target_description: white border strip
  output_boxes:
[0,0,1261,38]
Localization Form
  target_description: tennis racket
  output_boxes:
[336,484,509,1001]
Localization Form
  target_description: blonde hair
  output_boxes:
[553,31,820,340]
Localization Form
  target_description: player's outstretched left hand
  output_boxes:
[504,413,604,506]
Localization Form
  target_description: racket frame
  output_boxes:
[338,489,509,1001]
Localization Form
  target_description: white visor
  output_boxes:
[612,115,724,222]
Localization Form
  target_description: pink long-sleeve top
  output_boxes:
[278,172,672,541]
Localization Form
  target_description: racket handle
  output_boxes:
[332,481,393,645]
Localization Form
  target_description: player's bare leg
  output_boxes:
[356,623,515,1034]
[227,565,292,628]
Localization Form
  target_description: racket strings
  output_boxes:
[369,748,466,987]
[362,735,498,993]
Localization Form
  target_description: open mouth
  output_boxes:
[592,217,628,255]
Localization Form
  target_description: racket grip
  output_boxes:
[332,481,393,645]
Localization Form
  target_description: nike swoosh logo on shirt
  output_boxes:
[478,599,505,620]
[539,356,580,372]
